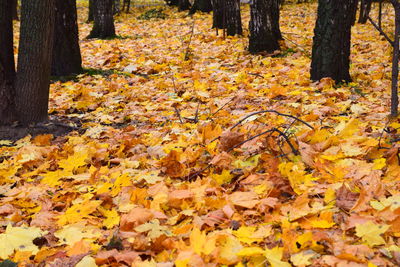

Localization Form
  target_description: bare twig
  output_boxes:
[230,110,314,130]
[207,97,235,119]
[184,20,196,61]
[174,107,184,124]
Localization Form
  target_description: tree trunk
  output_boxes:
[88,0,94,22]
[113,0,120,14]
[0,0,16,124]
[249,0,280,53]
[88,0,116,39]
[358,0,372,23]
[52,0,82,76]
[122,0,131,12]
[212,0,225,29]
[189,0,212,14]
[179,0,191,11]
[310,0,358,83]
[15,0,55,124]
[225,0,242,36]
[390,2,400,117]
[271,0,282,40]
[12,0,18,20]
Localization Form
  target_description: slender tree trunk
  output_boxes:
[310,0,358,83]
[249,0,280,53]
[189,0,212,14]
[179,0,191,11]
[88,0,94,22]
[212,0,225,29]
[88,0,116,39]
[358,0,372,23]
[225,0,242,36]
[15,0,55,124]
[113,0,120,14]
[52,0,82,76]
[0,0,16,124]
[390,2,400,117]
[11,0,18,21]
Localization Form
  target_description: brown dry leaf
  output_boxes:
[229,192,259,209]
[120,207,154,231]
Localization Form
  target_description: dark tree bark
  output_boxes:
[0,0,16,124]
[52,0,82,76]
[310,0,358,83]
[12,0,18,20]
[212,0,225,29]
[88,0,94,22]
[358,0,372,23]
[122,0,131,13]
[88,0,116,39]
[179,0,191,11]
[271,0,282,40]
[113,0,120,14]
[390,0,400,116]
[249,0,280,53]
[15,0,55,124]
[225,0,242,36]
[189,0,212,14]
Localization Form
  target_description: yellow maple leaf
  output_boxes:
[372,158,386,170]
[264,247,291,267]
[355,221,389,247]
[290,251,315,266]
[190,227,206,255]
[57,200,101,225]
[237,247,264,257]
[76,255,97,267]
[0,224,46,259]
[55,223,101,246]
[98,207,120,229]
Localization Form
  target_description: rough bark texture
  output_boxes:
[212,0,225,29]
[249,0,280,53]
[189,0,213,14]
[310,0,358,83]
[225,0,242,36]
[88,0,94,22]
[179,0,191,11]
[358,0,372,23]
[16,0,55,124]
[88,0,116,39]
[52,0,82,76]
[0,0,16,124]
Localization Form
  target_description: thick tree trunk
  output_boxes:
[15,0,55,124]
[225,0,242,36]
[189,0,213,14]
[52,0,82,76]
[358,0,372,24]
[88,0,116,39]
[212,0,225,29]
[179,0,191,11]
[88,0,94,22]
[249,0,280,53]
[12,0,18,21]
[310,0,358,83]
[271,0,282,40]
[0,0,16,124]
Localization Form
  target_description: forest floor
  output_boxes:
[1,2,400,266]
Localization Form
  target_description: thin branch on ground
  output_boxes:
[230,110,314,130]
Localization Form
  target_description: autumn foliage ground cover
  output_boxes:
[1,1,400,266]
